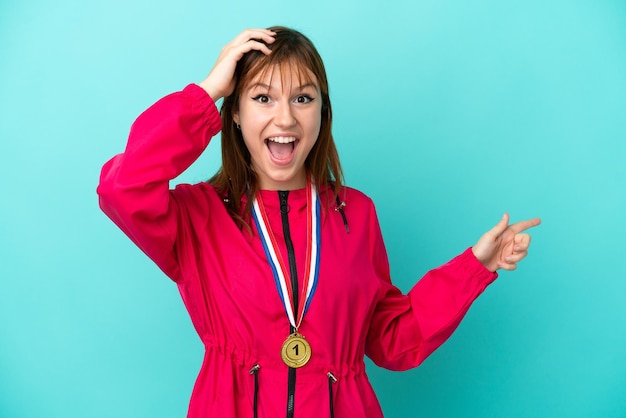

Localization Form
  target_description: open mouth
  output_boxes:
[266,136,298,161]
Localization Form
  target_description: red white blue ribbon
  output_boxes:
[252,179,321,330]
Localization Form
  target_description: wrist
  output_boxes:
[198,79,221,102]
[471,246,497,272]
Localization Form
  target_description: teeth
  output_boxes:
[268,136,296,144]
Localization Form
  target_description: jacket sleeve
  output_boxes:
[364,201,498,371]
[97,84,222,282]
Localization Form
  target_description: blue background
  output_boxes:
[1,0,625,416]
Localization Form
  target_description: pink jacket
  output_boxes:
[97,84,497,417]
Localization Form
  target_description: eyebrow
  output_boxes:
[246,82,319,93]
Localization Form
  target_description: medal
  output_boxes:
[280,332,312,368]
[252,177,321,368]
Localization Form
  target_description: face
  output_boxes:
[233,65,322,190]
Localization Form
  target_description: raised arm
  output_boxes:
[97,29,276,281]
[97,85,222,280]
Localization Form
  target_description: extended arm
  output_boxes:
[365,208,540,370]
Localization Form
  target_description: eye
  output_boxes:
[252,94,271,104]
[294,95,314,104]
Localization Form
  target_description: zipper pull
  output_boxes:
[334,196,349,233]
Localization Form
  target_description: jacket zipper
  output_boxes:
[278,190,298,418]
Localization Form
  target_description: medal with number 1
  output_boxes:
[252,177,321,369]
[281,332,312,368]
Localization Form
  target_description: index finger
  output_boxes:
[509,218,542,234]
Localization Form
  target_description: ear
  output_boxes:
[232,110,240,126]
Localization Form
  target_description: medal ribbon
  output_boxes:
[252,178,321,330]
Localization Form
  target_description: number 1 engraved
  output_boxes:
[292,344,300,357]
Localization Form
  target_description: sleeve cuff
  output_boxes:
[184,83,222,138]
[461,246,498,285]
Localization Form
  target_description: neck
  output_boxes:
[258,172,308,191]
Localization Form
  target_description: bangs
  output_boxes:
[237,40,326,94]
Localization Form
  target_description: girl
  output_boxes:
[98,26,540,418]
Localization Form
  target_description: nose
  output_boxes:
[273,101,297,128]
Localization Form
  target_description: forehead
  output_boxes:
[245,60,319,91]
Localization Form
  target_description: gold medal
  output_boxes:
[280,332,311,368]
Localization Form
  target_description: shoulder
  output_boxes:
[317,184,373,204]
[319,185,379,231]
[339,186,376,211]
[318,184,374,210]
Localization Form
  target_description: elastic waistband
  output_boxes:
[204,342,366,379]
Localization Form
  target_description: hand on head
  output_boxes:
[472,214,541,272]
[199,29,276,101]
